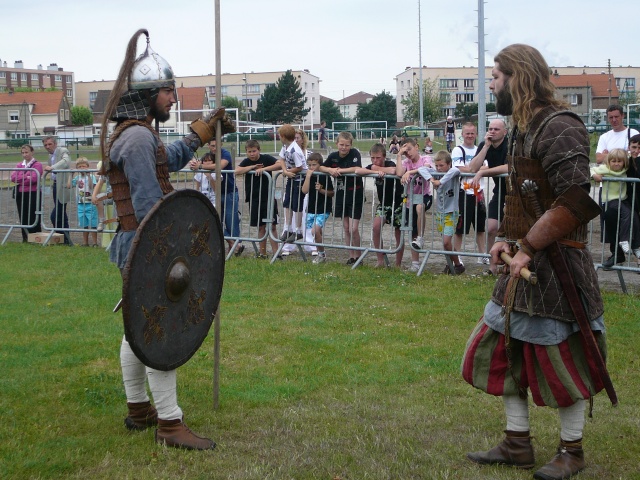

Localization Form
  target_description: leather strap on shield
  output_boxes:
[122,189,225,371]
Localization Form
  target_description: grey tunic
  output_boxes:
[108,125,195,268]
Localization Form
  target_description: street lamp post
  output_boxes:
[242,75,248,124]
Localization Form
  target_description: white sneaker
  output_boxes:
[634,248,640,258]
[407,262,420,272]
[97,222,104,233]
[620,241,630,254]
[312,254,326,264]
[477,257,490,265]
[411,236,424,249]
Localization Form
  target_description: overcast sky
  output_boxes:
[3,0,636,101]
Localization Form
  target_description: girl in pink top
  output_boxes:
[10,144,43,241]
[396,138,434,254]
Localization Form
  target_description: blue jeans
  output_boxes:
[221,190,240,238]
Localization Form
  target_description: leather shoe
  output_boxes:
[533,438,584,480]
[467,430,535,469]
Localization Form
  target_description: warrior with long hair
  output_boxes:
[462,44,611,480]
[101,29,232,450]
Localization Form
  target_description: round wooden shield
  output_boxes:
[122,189,224,371]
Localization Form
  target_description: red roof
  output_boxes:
[550,74,619,98]
[339,91,374,105]
[0,90,65,114]
[177,87,207,111]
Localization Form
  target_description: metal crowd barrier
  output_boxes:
[3,162,640,292]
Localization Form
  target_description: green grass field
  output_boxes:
[1,244,638,479]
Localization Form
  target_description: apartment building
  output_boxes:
[76,69,321,129]
[0,59,75,104]
[395,65,640,124]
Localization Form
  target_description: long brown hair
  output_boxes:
[494,44,566,132]
[99,28,149,172]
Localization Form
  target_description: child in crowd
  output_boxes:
[91,160,115,248]
[319,131,364,265]
[423,137,433,154]
[190,139,242,256]
[194,153,217,206]
[277,124,307,244]
[417,150,464,274]
[396,137,434,272]
[591,148,640,268]
[71,157,99,247]
[355,143,404,268]
[627,134,640,215]
[235,139,281,259]
[302,153,334,263]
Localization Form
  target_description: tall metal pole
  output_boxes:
[213,0,222,410]
[477,0,486,140]
[418,0,424,130]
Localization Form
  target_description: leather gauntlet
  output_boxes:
[189,108,236,145]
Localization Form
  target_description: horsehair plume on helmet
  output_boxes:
[100,29,175,171]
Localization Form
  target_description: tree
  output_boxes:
[319,100,346,128]
[401,78,445,124]
[356,90,397,127]
[454,102,478,120]
[71,105,93,125]
[255,70,309,124]
[221,96,245,121]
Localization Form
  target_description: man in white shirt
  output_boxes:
[451,122,486,263]
[596,104,639,164]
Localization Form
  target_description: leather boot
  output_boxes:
[155,418,216,450]
[533,438,584,480]
[467,430,535,469]
[124,401,158,431]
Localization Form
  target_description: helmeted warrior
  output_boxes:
[100,28,233,450]
[461,44,615,480]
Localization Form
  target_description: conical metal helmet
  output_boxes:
[129,34,175,90]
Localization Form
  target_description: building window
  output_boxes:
[439,79,458,89]
[65,109,70,121]
[66,75,72,82]
[209,99,216,109]
[20,73,27,81]
[208,86,216,94]
[407,80,411,89]
[9,110,19,123]
[66,89,72,98]
[489,92,496,102]
[312,83,315,91]
[0,72,5,78]
[248,84,260,93]
[11,72,17,80]
[455,93,474,103]
[568,94,583,106]
[60,109,64,119]
[220,86,227,95]
[464,79,474,88]
[31,74,39,81]
[440,93,451,103]
[401,80,404,89]
[55,75,62,82]
[243,99,253,108]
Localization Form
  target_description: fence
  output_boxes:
[2,165,639,292]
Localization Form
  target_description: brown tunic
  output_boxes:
[492,107,604,323]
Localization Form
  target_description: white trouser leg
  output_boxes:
[120,336,149,403]
[503,394,530,432]
[146,367,183,421]
[559,400,585,441]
